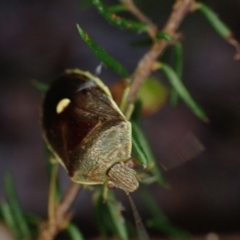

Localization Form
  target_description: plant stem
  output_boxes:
[38,183,82,240]
[120,0,157,37]
[128,0,195,103]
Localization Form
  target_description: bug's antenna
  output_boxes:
[127,193,149,240]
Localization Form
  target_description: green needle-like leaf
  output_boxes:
[160,63,208,121]
[170,41,183,106]
[197,2,231,38]
[22,214,41,238]
[107,191,128,240]
[32,80,49,93]
[174,42,183,80]
[93,191,108,236]
[197,3,240,59]
[130,99,142,124]
[4,173,31,240]
[77,24,129,78]
[156,32,173,42]
[131,121,168,187]
[93,0,147,32]
[93,188,128,240]
[0,201,21,239]
[131,122,153,168]
[108,4,126,13]
[131,122,149,169]
[132,135,148,168]
[140,190,191,239]
[67,223,85,240]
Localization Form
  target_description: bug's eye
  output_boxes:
[126,160,135,169]
[107,181,115,189]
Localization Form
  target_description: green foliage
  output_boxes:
[1,173,31,240]
[92,0,148,32]
[132,128,148,168]
[108,4,126,13]
[155,32,173,42]
[67,223,85,240]
[170,41,183,106]
[131,121,168,187]
[141,189,191,240]
[0,201,20,238]
[76,24,129,78]
[93,187,128,240]
[130,100,168,187]
[197,2,231,38]
[32,79,49,92]
[160,62,208,121]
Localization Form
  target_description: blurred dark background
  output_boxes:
[1,0,240,238]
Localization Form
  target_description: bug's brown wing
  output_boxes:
[62,85,125,152]
[73,82,123,120]
[42,72,125,175]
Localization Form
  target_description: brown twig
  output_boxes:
[38,183,82,240]
[119,0,157,37]
[128,0,195,103]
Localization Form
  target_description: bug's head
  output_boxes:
[106,161,139,193]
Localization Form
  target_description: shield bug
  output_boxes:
[42,69,139,193]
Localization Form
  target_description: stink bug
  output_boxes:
[42,69,138,193]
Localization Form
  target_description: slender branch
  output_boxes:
[119,0,157,37]
[38,183,82,240]
[55,183,81,223]
[128,0,195,103]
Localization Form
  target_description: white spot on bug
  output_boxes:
[56,98,71,114]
